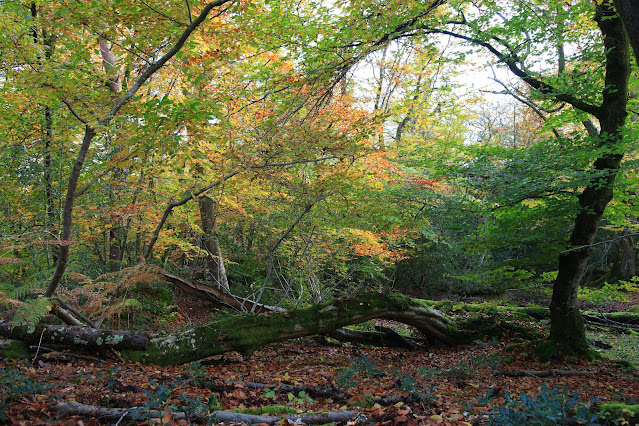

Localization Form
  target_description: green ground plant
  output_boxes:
[486,384,601,425]
[336,356,384,389]
[0,367,52,422]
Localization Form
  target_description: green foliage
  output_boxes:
[486,384,601,426]
[262,388,277,399]
[287,390,313,405]
[121,280,176,329]
[186,361,207,382]
[394,371,437,404]
[446,353,503,380]
[337,356,384,389]
[141,379,174,412]
[176,393,208,421]
[11,297,52,331]
[578,279,639,306]
[101,364,122,391]
[453,266,535,296]
[588,330,639,365]
[0,368,52,421]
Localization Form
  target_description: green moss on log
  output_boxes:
[599,402,639,424]
[454,306,542,341]
[0,339,31,360]
[231,406,298,415]
[120,292,551,365]
[123,292,418,364]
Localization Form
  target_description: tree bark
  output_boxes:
[1,287,552,365]
[119,292,458,365]
[614,0,639,64]
[56,401,357,425]
[0,292,462,364]
[0,320,148,351]
[198,195,230,291]
[549,1,630,356]
[613,233,635,280]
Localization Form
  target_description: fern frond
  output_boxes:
[12,297,52,331]
[97,298,143,318]
[7,267,57,299]
[67,271,93,284]
[66,263,163,325]
[8,280,47,299]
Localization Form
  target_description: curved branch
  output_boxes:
[418,27,602,118]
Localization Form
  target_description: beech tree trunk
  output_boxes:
[613,234,635,281]
[120,292,458,365]
[614,0,639,63]
[549,2,630,357]
[198,195,230,292]
[0,292,464,365]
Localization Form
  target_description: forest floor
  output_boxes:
[1,291,638,425]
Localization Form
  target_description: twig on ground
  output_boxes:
[494,369,595,377]
[30,346,108,364]
[56,401,357,424]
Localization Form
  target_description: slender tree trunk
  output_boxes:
[43,107,58,266]
[99,35,126,273]
[44,1,230,300]
[45,126,96,298]
[612,232,635,280]
[198,195,230,291]
[31,3,59,266]
[108,228,122,272]
[549,1,630,355]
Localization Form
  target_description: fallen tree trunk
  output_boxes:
[0,292,458,364]
[0,320,148,351]
[328,326,424,350]
[120,292,459,365]
[56,401,357,425]
[159,272,283,314]
[1,289,545,365]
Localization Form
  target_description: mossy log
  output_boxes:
[0,320,148,351]
[121,292,460,365]
[1,292,543,365]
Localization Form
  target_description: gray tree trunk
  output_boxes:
[198,195,230,292]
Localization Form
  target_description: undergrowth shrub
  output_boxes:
[486,384,600,425]
[338,356,438,404]
[337,356,383,389]
[395,371,437,404]
[336,356,383,389]
[0,367,52,421]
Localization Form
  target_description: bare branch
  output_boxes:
[185,0,193,23]
[62,99,88,125]
[561,232,639,254]
[417,27,602,118]
[135,0,188,27]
